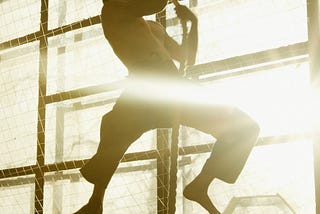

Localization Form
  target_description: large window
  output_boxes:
[0,0,318,213]
[0,42,39,169]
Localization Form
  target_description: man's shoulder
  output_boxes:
[146,20,165,30]
[145,20,160,26]
[102,1,142,20]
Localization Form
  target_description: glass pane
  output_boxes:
[48,0,103,29]
[44,163,157,213]
[0,0,40,42]
[44,169,91,214]
[204,62,311,137]
[177,139,315,213]
[45,91,157,164]
[47,24,127,95]
[0,42,39,169]
[166,0,307,64]
[175,62,311,147]
[104,161,157,213]
[0,175,35,214]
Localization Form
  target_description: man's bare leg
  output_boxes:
[183,174,221,214]
[74,184,105,214]
[180,107,259,214]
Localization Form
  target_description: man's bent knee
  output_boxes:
[232,108,260,143]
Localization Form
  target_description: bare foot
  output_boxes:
[73,202,103,214]
[183,180,221,214]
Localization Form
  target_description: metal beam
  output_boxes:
[42,43,308,105]
[0,158,192,188]
[0,133,311,179]
[188,42,308,78]
[201,56,308,82]
[156,129,171,214]
[307,0,320,214]
[34,0,48,213]
[0,15,101,51]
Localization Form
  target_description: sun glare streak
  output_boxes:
[123,76,219,106]
[122,65,318,138]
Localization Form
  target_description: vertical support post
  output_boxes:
[53,106,64,214]
[168,123,179,214]
[30,185,35,214]
[35,0,49,213]
[157,129,170,214]
[307,0,320,214]
[168,1,188,213]
[52,0,67,212]
[156,10,170,214]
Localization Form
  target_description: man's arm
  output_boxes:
[146,20,184,62]
[175,5,198,66]
[163,5,198,66]
[147,5,198,65]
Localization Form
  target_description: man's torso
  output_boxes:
[101,2,179,76]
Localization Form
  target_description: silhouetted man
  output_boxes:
[74,0,260,213]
